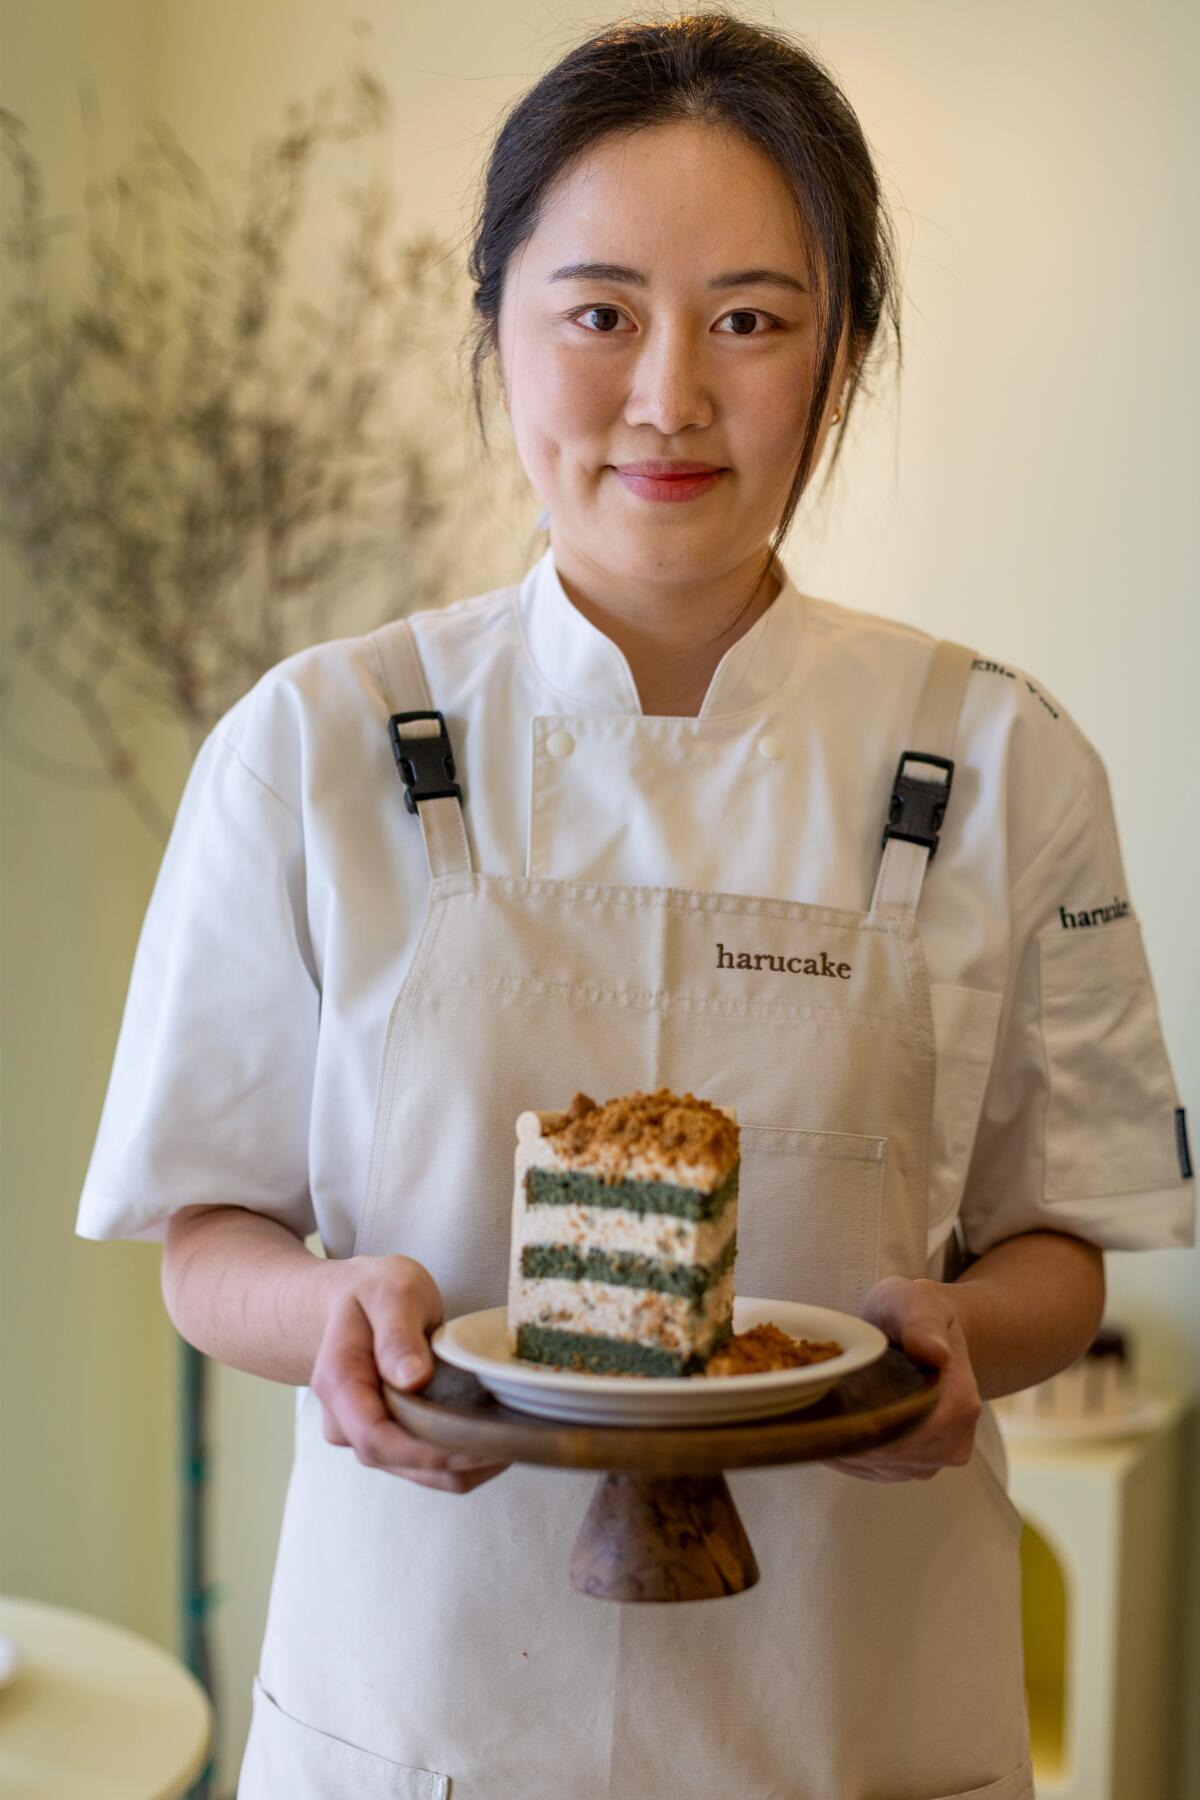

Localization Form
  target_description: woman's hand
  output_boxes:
[822,1276,981,1482]
[310,1255,509,1495]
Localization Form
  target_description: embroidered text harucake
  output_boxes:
[716,943,852,979]
[1059,896,1130,930]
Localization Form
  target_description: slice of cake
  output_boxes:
[508,1088,739,1377]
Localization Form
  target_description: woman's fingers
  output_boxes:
[822,1454,940,1482]
[313,1287,447,1472]
[365,1257,445,1392]
[401,1460,512,1495]
[311,1258,509,1490]
[828,1387,976,1480]
[822,1276,983,1482]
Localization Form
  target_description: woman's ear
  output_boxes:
[496,367,510,414]
[493,329,510,414]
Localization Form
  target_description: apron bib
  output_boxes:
[240,624,1033,1800]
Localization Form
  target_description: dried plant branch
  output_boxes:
[0,62,527,843]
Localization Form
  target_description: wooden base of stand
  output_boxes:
[386,1350,938,1604]
[569,1472,759,1602]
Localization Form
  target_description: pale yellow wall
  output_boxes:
[0,0,180,1653]
[4,4,1196,1797]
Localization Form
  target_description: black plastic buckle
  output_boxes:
[881,750,954,858]
[388,710,462,816]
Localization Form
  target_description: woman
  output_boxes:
[77,17,1193,1799]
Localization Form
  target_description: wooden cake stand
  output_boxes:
[385,1349,939,1604]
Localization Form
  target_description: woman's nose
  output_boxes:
[623,329,715,435]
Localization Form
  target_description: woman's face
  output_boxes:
[495,118,854,591]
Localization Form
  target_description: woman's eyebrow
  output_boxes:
[546,260,809,295]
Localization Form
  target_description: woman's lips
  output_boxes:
[612,466,725,504]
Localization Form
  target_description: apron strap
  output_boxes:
[370,618,474,880]
[868,639,976,920]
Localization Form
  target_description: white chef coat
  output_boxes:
[76,544,1195,1262]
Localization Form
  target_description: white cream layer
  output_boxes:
[510,1266,735,1356]
[515,1196,737,1269]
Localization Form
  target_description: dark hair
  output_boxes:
[466,11,902,609]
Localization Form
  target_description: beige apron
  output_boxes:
[239,621,1033,1800]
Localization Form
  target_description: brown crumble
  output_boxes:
[543,1088,739,1183]
[705,1322,843,1377]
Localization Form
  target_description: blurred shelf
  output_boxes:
[999,1393,1192,1800]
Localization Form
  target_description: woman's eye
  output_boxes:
[571,306,630,334]
[715,310,776,336]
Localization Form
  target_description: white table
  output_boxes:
[0,1595,212,1800]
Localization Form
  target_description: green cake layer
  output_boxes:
[520,1233,736,1306]
[525,1162,738,1222]
[515,1320,733,1378]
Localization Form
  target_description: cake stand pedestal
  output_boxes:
[385,1349,939,1603]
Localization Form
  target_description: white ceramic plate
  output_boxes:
[432,1296,887,1427]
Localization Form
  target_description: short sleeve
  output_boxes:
[75,722,319,1245]
[959,744,1195,1255]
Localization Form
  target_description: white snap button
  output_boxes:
[757,736,784,760]
[546,729,575,759]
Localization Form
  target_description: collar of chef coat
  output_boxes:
[517,544,807,718]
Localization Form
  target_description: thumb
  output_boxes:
[387,1344,432,1390]
[369,1285,441,1391]
[903,1322,952,1368]
[863,1277,952,1367]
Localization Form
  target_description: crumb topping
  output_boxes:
[543,1088,739,1184]
[705,1322,843,1377]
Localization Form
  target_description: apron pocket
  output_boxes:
[734,1125,885,1314]
[928,985,1003,1234]
[240,1676,450,1798]
[926,1759,1034,1799]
